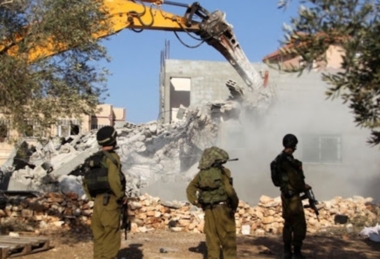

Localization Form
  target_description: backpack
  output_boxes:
[83,151,125,198]
[270,154,288,187]
[198,167,228,205]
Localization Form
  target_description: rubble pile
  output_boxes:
[1,79,272,200]
[0,192,92,231]
[233,195,378,235]
[129,194,379,235]
[0,192,378,236]
[116,108,220,187]
[0,109,220,198]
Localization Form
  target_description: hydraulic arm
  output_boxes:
[0,0,263,90]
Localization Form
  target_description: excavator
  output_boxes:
[1,0,266,212]
[0,0,263,91]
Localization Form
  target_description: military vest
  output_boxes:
[270,153,289,188]
[198,167,228,205]
[272,153,304,192]
[83,151,126,198]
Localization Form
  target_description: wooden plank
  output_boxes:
[0,243,29,259]
[0,236,49,243]
[0,246,9,259]
[27,239,50,254]
[0,244,26,249]
[0,236,48,246]
[0,236,50,258]
[0,240,30,245]
[0,249,8,259]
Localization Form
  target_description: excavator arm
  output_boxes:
[1,0,263,90]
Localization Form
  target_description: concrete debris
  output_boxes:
[0,193,378,237]
[360,224,380,242]
[0,79,274,200]
[225,79,244,100]
[1,146,18,170]
[1,117,217,197]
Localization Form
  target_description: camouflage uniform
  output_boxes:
[83,151,125,259]
[186,147,239,259]
[277,151,307,257]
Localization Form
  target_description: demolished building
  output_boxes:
[2,58,380,206]
[0,74,275,203]
[159,59,380,204]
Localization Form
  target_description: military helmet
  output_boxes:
[198,146,229,169]
[96,126,117,146]
[282,134,298,149]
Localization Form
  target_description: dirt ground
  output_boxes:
[12,226,380,259]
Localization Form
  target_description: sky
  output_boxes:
[98,0,301,123]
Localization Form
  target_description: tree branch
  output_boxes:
[0,0,14,6]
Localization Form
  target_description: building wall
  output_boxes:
[281,55,301,69]
[263,44,345,70]
[92,104,114,129]
[161,59,380,204]
[324,44,345,69]
[113,107,126,129]
[113,107,126,121]
[160,59,270,123]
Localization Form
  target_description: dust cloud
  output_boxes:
[218,86,380,205]
[150,72,380,205]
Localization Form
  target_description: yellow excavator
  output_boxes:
[1,0,263,90]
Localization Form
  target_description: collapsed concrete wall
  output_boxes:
[0,111,220,199]
[0,79,274,201]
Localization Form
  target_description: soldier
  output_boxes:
[273,134,311,259]
[186,146,239,259]
[82,126,126,259]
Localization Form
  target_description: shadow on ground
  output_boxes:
[117,243,143,259]
[239,234,380,259]
[46,220,93,245]
[189,241,207,259]
[0,219,94,244]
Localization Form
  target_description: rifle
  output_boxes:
[301,188,320,221]
[213,158,238,186]
[120,201,131,240]
[213,158,239,167]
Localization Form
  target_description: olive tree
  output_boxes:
[277,0,380,145]
[0,0,111,141]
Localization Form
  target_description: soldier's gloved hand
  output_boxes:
[304,184,311,190]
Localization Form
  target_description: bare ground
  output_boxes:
[11,226,380,259]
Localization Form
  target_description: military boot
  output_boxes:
[282,244,292,259]
[291,246,306,259]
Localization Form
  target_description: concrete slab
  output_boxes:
[7,178,29,191]
[50,147,98,178]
